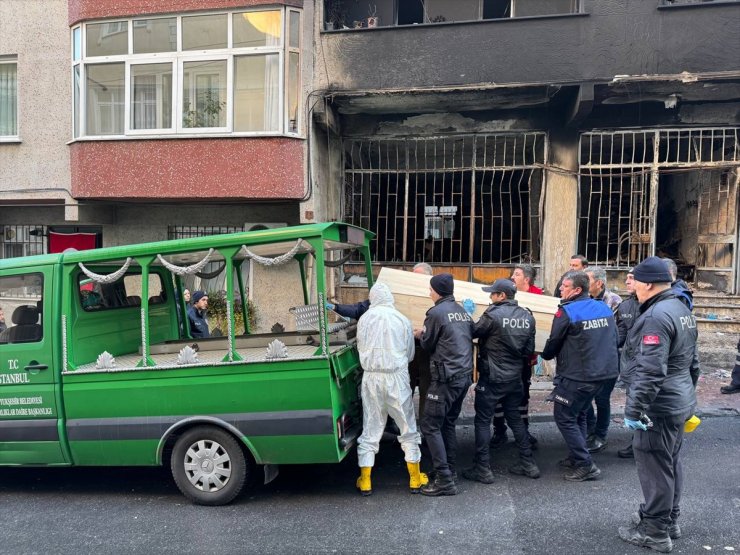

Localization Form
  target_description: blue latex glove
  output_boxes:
[624,418,648,431]
[461,298,476,316]
[325,302,335,311]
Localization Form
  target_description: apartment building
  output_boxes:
[314,0,740,294]
[0,0,313,252]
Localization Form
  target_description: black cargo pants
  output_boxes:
[421,372,472,478]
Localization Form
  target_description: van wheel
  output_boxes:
[171,426,248,506]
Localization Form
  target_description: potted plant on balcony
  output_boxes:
[325,0,347,30]
[367,4,380,27]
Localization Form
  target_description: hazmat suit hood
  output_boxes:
[356,282,414,373]
[368,282,394,309]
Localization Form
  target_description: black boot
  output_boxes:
[462,464,495,484]
[421,475,458,496]
[618,443,634,459]
[618,521,673,553]
[509,457,540,479]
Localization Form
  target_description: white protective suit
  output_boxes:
[356,282,421,467]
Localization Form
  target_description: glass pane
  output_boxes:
[73,66,80,137]
[182,60,227,128]
[287,52,299,133]
[133,18,177,54]
[233,11,282,48]
[86,22,128,57]
[0,273,43,344]
[234,55,280,132]
[131,63,173,130]
[85,63,124,135]
[73,27,81,60]
[289,11,300,48]
[0,63,18,136]
[182,14,227,51]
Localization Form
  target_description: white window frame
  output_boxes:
[285,9,302,137]
[0,57,19,142]
[72,8,300,140]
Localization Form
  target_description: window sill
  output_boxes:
[658,0,740,9]
[0,137,22,144]
[322,12,588,33]
[67,133,304,145]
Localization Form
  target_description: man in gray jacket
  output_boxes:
[618,257,700,554]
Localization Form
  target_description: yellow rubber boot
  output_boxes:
[407,462,429,494]
[356,466,372,496]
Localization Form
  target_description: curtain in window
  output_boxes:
[264,54,279,131]
[0,64,18,136]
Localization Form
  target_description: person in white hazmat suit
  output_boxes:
[355,282,428,496]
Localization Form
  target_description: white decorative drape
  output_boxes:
[78,258,133,284]
[240,240,303,266]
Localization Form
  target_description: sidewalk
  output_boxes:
[454,366,740,426]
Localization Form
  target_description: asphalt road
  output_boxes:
[1,418,738,555]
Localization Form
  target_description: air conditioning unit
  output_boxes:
[244,223,287,232]
[4,226,30,242]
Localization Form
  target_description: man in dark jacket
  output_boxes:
[719,338,740,394]
[414,273,473,496]
[618,257,700,554]
[491,264,542,449]
[541,270,619,482]
[463,279,540,484]
[187,291,210,338]
[662,258,694,311]
[616,270,641,458]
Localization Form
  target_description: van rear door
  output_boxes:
[0,265,65,464]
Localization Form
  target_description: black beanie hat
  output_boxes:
[632,256,672,284]
[430,273,454,296]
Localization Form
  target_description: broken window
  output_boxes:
[579,128,740,284]
[343,133,545,265]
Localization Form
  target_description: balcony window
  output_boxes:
[324,0,579,29]
[71,8,302,139]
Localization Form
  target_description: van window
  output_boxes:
[78,272,165,311]
[0,273,43,344]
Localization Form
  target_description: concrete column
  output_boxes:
[541,129,580,295]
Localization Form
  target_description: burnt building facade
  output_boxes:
[313,0,740,294]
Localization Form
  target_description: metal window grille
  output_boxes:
[167,225,247,293]
[0,225,48,259]
[343,133,545,265]
[578,127,739,269]
[167,225,243,240]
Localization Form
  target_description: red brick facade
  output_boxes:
[70,138,305,200]
[69,0,303,25]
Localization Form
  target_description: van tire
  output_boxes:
[170,426,248,506]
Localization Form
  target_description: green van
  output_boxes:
[0,223,373,505]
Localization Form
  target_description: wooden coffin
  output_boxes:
[376,267,559,352]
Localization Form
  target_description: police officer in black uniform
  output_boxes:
[618,257,700,554]
[463,279,540,484]
[541,270,619,482]
[414,273,473,496]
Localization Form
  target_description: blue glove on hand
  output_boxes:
[461,298,476,316]
[624,418,648,431]
[325,302,335,311]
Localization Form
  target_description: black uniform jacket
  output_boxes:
[541,293,619,383]
[616,294,641,348]
[473,299,536,383]
[623,289,699,420]
[420,295,474,380]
